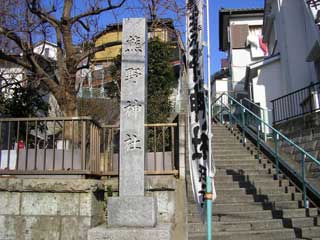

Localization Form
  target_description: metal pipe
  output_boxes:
[16,121,20,170]
[71,120,74,170]
[274,132,279,178]
[43,120,47,170]
[206,0,213,239]
[53,120,56,170]
[241,109,246,143]
[171,126,175,170]
[162,127,165,171]
[34,120,38,170]
[7,121,11,170]
[302,154,307,208]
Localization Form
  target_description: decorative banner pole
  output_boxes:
[186,0,210,217]
[186,0,216,239]
[205,0,214,239]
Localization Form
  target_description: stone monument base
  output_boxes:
[107,196,157,227]
[88,223,172,240]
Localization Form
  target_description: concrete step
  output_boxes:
[215,168,277,176]
[214,192,303,204]
[189,202,266,213]
[214,174,284,183]
[188,210,273,223]
[214,158,257,164]
[216,186,296,196]
[212,145,247,150]
[211,210,274,222]
[216,168,276,178]
[277,208,318,218]
[213,149,251,155]
[188,219,284,233]
[189,228,296,240]
[214,179,290,190]
[216,163,272,170]
[214,154,255,160]
[299,226,320,239]
[272,200,301,210]
[283,216,318,228]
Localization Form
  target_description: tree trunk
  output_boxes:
[55,87,80,145]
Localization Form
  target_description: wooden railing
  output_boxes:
[0,117,179,177]
[101,123,179,176]
[0,117,100,175]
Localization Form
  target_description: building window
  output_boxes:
[230,24,249,49]
[44,48,50,57]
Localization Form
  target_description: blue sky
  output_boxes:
[72,0,265,80]
[77,0,264,76]
[209,0,264,74]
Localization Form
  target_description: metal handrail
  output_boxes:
[213,92,320,207]
[270,82,320,124]
[215,93,319,162]
[270,82,320,102]
[241,98,270,141]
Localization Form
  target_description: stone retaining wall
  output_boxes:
[0,178,105,240]
[275,112,320,160]
[0,176,186,240]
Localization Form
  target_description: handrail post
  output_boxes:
[257,123,261,160]
[273,131,279,179]
[302,153,308,208]
[228,98,232,126]
[262,109,267,142]
[241,108,246,144]
[308,85,313,113]
[220,97,223,123]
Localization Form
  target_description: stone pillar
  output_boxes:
[107,18,157,227]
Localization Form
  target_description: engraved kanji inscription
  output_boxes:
[124,134,142,151]
[124,35,143,53]
[124,67,142,83]
[124,99,142,117]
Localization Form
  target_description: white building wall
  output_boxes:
[231,49,252,93]
[268,0,318,95]
[229,17,264,95]
[34,43,57,60]
[252,59,282,124]
[213,78,228,99]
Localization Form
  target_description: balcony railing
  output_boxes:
[271,82,320,124]
[0,117,179,177]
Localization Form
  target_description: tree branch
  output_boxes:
[62,0,73,20]
[70,0,126,24]
[77,19,90,32]
[0,26,26,50]
[0,50,32,70]
[26,0,60,27]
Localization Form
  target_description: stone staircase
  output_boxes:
[187,124,320,239]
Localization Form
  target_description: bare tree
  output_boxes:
[0,0,126,117]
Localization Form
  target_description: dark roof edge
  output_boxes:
[219,8,264,52]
